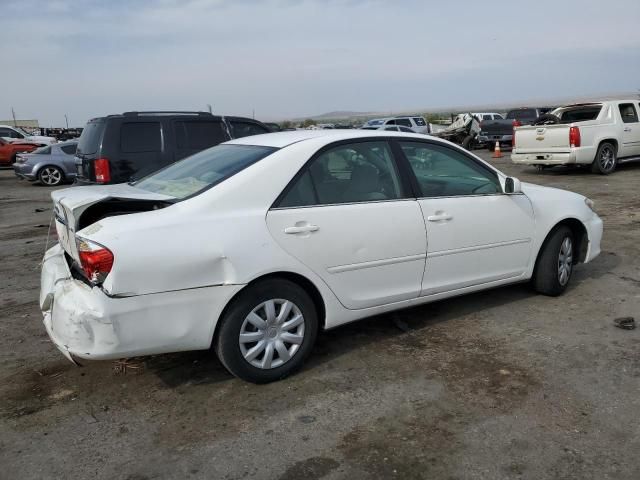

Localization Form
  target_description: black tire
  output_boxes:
[38,165,64,186]
[591,142,616,175]
[487,142,495,151]
[215,278,318,383]
[532,226,574,296]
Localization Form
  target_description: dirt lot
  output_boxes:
[1,152,639,480]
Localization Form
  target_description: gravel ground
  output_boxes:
[1,151,639,480]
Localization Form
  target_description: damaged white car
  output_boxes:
[41,130,603,382]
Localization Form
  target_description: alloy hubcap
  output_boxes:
[239,299,305,369]
[599,147,614,171]
[558,237,573,286]
[41,168,61,185]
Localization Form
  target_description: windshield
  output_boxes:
[366,120,384,126]
[15,127,30,136]
[33,145,52,154]
[134,144,277,199]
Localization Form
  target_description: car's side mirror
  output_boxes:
[504,177,522,194]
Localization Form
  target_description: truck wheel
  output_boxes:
[591,142,616,175]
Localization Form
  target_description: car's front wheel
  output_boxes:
[215,278,318,383]
[532,226,574,296]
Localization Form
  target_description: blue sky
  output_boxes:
[2,0,640,126]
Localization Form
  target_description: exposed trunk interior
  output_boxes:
[77,198,173,230]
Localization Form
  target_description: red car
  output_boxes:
[0,138,41,165]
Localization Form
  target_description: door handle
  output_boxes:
[624,127,632,132]
[284,224,319,234]
[427,213,452,222]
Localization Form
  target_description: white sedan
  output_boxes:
[40,130,603,382]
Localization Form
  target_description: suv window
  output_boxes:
[399,141,501,197]
[228,121,269,139]
[395,118,412,127]
[120,122,162,153]
[618,103,639,123]
[175,121,227,149]
[413,117,426,126]
[278,141,403,208]
[60,144,77,155]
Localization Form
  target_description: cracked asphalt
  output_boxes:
[1,151,639,480]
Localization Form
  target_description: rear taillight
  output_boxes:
[94,158,111,183]
[569,126,581,148]
[512,120,521,148]
[76,237,113,284]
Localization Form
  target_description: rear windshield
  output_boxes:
[413,117,426,126]
[77,120,105,156]
[366,120,383,126]
[134,144,277,199]
[507,109,537,120]
[556,105,602,123]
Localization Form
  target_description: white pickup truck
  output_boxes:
[511,100,640,174]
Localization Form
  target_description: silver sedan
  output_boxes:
[13,141,78,186]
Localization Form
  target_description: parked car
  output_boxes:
[13,141,78,186]
[0,138,41,165]
[74,111,271,184]
[512,100,640,174]
[0,125,57,145]
[361,125,416,133]
[363,116,430,134]
[478,108,548,148]
[41,130,602,383]
[471,112,504,121]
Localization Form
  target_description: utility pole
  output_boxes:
[65,114,69,129]
[11,107,17,127]
[252,108,255,119]
[207,104,212,114]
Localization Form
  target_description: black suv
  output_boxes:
[75,111,270,184]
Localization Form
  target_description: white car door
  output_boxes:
[395,140,535,296]
[618,103,640,157]
[266,140,427,310]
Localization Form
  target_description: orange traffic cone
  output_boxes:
[492,141,502,158]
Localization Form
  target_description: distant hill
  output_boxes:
[306,111,375,120]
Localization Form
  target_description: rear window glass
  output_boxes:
[121,122,161,153]
[60,144,77,155]
[507,109,537,120]
[558,106,602,122]
[134,144,277,199]
[175,121,228,149]
[413,117,426,126]
[229,121,269,139]
[34,146,52,154]
[76,121,105,155]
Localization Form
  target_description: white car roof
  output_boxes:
[226,129,418,148]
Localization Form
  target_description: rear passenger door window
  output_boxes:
[277,141,404,207]
[619,103,639,123]
[398,141,501,197]
[120,122,161,153]
[175,121,228,149]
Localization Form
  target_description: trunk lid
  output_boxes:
[513,124,571,153]
[52,184,173,261]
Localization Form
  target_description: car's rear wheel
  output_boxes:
[532,226,574,296]
[591,142,616,175]
[38,166,64,186]
[215,278,318,383]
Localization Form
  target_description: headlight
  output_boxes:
[584,197,596,213]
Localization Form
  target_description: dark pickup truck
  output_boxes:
[478,107,551,149]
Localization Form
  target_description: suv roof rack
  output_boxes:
[122,111,213,117]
